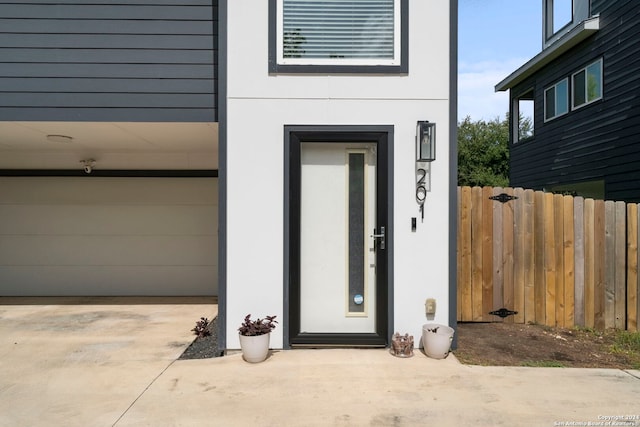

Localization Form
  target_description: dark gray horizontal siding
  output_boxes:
[0,49,215,64]
[0,64,215,78]
[0,93,214,108]
[0,19,216,34]
[509,0,640,202]
[0,4,211,19]
[0,0,212,4]
[0,108,214,122]
[0,34,215,49]
[0,0,217,122]
[591,0,606,15]
[0,78,214,93]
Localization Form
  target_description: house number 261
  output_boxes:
[416,167,426,219]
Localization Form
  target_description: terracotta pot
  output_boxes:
[239,333,271,363]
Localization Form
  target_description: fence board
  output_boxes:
[524,189,536,324]
[457,187,462,322]
[604,201,616,329]
[492,187,504,322]
[584,198,595,328]
[459,187,472,321]
[574,197,585,327]
[513,188,525,324]
[637,203,640,332]
[471,187,484,321]
[629,204,639,332]
[534,191,546,324]
[637,205,640,332]
[503,187,515,323]
[554,194,565,327]
[544,192,556,327]
[563,195,575,327]
[482,186,494,321]
[594,200,606,331]
[615,201,626,330]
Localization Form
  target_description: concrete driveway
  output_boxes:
[1,298,639,427]
[0,297,217,427]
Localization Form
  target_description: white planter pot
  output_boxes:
[422,323,454,359]
[239,333,271,363]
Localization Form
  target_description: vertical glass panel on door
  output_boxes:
[348,152,365,314]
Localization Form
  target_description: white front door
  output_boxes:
[299,143,378,334]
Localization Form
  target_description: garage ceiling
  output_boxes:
[0,122,218,170]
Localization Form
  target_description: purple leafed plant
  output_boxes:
[238,314,278,336]
[191,317,211,338]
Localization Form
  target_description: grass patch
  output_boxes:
[607,330,640,369]
[520,360,566,368]
[573,325,603,337]
[612,330,640,352]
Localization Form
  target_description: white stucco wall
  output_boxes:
[226,0,453,349]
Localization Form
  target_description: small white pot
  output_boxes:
[422,323,455,359]
[239,333,271,363]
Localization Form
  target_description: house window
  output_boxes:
[544,78,569,121]
[551,0,573,33]
[512,89,535,143]
[572,59,603,109]
[269,0,408,73]
[543,0,589,47]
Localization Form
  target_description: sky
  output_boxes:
[458,0,542,122]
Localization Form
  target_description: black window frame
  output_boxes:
[544,77,569,122]
[268,0,409,74]
[572,58,603,110]
[512,88,535,144]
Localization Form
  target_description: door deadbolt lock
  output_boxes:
[371,226,386,250]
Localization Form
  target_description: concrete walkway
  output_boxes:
[1,299,639,427]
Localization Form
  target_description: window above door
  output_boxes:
[268,0,408,74]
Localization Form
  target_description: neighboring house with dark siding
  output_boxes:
[496,0,640,202]
[0,0,457,352]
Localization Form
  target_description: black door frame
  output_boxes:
[283,125,394,348]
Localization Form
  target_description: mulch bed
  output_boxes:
[179,317,223,359]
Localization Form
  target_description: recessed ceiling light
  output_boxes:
[46,134,74,143]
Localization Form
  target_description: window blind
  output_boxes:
[283,0,395,60]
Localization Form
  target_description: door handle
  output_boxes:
[371,226,386,250]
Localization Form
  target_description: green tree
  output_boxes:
[457,115,510,187]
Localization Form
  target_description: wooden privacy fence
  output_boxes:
[457,186,640,331]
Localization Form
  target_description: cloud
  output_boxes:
[458,58,529,122]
